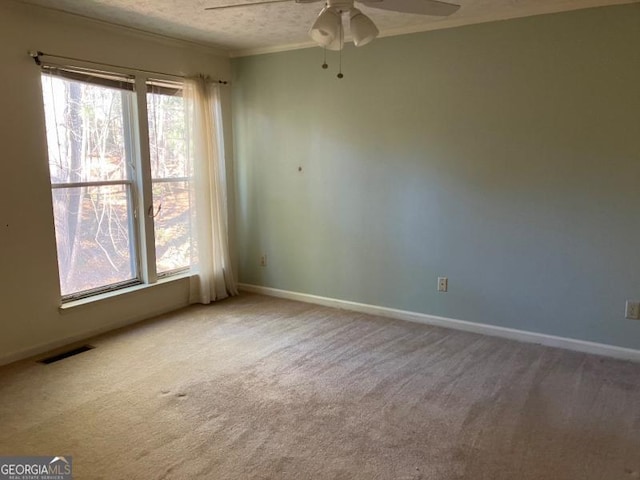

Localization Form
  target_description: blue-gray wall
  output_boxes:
[231,4,640,349]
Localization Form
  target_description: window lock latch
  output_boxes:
[147,204,162,218]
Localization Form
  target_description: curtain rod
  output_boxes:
[28,51,228,85]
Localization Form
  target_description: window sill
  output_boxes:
[59,273,192,312]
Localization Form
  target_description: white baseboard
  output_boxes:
[0,302,189,367]
[239,283,640,363]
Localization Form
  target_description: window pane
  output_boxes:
[41,74,131,184]
[152,181,191,274]
[147,86,192,275]
[147,90,189,179]
[52,185,137,297]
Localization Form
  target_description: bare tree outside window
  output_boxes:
[41,71,193,301]
[147,85,192,275]
[42,74,137,297]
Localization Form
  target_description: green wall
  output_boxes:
[231,4,640,349]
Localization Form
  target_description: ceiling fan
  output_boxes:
[205,0,461,50]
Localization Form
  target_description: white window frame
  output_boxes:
[40,63,190,303]
[146,80,192,279]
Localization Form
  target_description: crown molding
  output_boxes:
[9,0,232,58]
[230,40,317,58]
[230,0,639,57]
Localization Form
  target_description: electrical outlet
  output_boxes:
[260,254,267,267]
[625,301,640,320]
[437,277,448,292]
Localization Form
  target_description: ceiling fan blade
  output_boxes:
[358,0,460,16]
[205,0,291,11]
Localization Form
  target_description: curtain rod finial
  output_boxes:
[28,50,43,66]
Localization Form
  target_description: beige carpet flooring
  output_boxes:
[1,293,639,479]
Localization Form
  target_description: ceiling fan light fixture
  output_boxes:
[350,8,378,47]
[325,29,345,51]
[309,7,341,47]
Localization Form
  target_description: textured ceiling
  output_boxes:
[16,0,638,55]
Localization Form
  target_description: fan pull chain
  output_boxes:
[322,47,328,69]
[337,20,344,79]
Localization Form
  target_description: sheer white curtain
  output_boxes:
[184,77,238,303]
